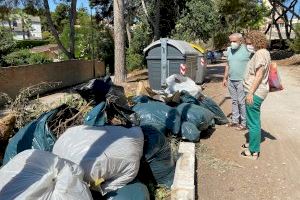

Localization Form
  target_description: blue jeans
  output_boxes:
[228,80,246,126]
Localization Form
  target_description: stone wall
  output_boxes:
[0,60,105,105]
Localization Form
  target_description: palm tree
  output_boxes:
[15,11,32,40]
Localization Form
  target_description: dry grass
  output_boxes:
[196,143,243,173]
[0,82,61,129]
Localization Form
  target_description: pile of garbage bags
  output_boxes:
[0,149,93,200]
[0,74,228,199]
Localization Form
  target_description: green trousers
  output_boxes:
[246,95,264,153]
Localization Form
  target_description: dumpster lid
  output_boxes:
[143,38,200,55]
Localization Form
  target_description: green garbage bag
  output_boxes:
[140,124,175,188]
[181,121,200,142]
[132,102,181,135]
[3,107,61,165]
[177,103,215,131]
[132,95,156,104]
[105,180,150,200]
[180,90,200,105]
[84,102,107,126]
[198,96,229,125]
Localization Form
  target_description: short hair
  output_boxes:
[245,31,268,50]
[229,33,243,40]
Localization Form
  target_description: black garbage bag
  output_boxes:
[106,102,139,127]
[177,103,215,131]
[132,102,181,135]
[76,76,112,105]
[106,85,129,109]
[181,121,200,142]
[198,96,229,125]
[76,76,129,109]
[141,124,175,188]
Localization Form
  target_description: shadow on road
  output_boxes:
[200,128,216,140]
[204,65,225,84]
[244,129,277,144]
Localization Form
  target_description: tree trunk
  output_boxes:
[265,0,296,36]
[126,21,132,47]
[274,0,300,19]
[153,0,160,41]
[8,20,12,31]
[21,19,25,40]
[264,23,271,34]
[69,0,77,59]
[283,12,290,40]
[114,0,126,84]
[43,0,72,59]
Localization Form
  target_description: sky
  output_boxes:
[285,0,300,18]
[49,0,92,12]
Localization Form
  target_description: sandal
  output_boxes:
[241,143,249,148]
[226,122,238,127]
[241,149,260,160]
[236,125,247,131]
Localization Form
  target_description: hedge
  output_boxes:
[16,40,50,49]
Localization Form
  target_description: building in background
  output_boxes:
[1,15,42,40]
[262,0,299,40]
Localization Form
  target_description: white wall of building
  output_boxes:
[0,16,42,40]
[31,22,42,39]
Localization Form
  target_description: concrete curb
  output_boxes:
[171,142,195,200]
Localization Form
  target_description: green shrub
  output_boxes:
[15,40,50,49]
[0,27,16,56]
[126,50,144,72]
[3,49,51,66]
[42,31,51,39]
[289,24,300,53]
[94,26,115,73]
[0,27,17,66]
[3,49,31,66]
[27,53,51,64]
[42,31,56,44]
[213,31,229,50]
[125,21,151,71]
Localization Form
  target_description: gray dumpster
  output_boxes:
[143,38,206,90]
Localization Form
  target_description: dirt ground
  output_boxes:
[197,62,300,200]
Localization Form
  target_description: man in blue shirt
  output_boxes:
[223,33,251,130]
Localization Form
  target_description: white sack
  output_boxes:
[52,125,144,195]
[164,74,201,98]
[0,149,92,200]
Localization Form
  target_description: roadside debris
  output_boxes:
[0,74,228,199]
[0,114,16,141]
[165,74,202,98]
